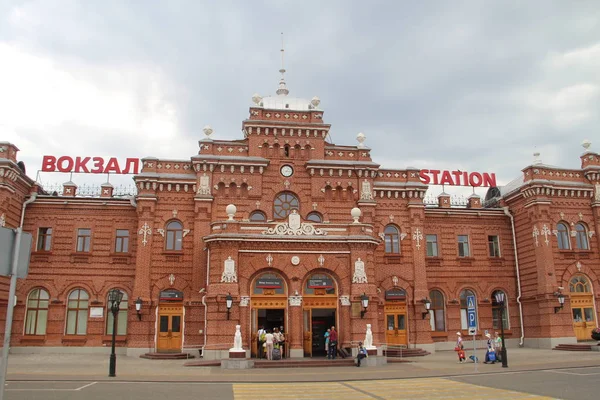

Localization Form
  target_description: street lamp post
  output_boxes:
[108,289,124,377]
[494,291,508,368]
[360,293,369,318]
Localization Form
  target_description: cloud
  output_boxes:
[1,1,599,193]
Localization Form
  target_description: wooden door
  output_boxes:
[571,294,596,341]
[157,304,183,352]
[303,308,312,357]
[384,303,407,346]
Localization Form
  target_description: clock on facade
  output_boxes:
[280,165,294,177]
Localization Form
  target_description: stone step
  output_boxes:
[254,358,355,368]
[184,360,222,367]
[553,344,592,351]
[140,352,195,360]
[383,349,431,357]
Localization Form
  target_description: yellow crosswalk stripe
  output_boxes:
[233,378,556,400]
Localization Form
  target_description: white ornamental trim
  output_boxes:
[240,296,250,307]
[221,256,237,283]
[412,228,423,249]
[0,213,5,227]
[288,295,302,307]
[532,226,539,247]
[541,224,551,246]
[263,222,326,236]
[138,222,152,246]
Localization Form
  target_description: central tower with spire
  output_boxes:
[276,32,289,96]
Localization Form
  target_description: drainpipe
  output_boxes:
[200,248,210,357]
[503,206,525,347]
[0,192,37,400]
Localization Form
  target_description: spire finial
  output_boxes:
[276,32,289,96]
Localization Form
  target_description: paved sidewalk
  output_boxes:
[5,348,600,382]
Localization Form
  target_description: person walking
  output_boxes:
[356,342,368,367]
[265,329,275,361]
[484,333,496,364]
[494,331,502,363]
[324,329,331,358]
[257,326,266,359]
[328,326,338,359]
[455,332,465,363]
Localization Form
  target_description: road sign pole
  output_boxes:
[0,227,22,400]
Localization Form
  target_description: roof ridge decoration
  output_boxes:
[262,210,327,236]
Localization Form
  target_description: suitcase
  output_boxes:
[469,355,479,363]
[272,348,281,360]
[337,348,350,359]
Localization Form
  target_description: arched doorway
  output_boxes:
[569,275,596,341]
[302,273,338,357]
[156,289,184,353]
[250,272,288,358]
[384,288,408,346]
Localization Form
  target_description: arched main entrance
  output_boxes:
[250,272,288,358]
[302,273,338,357]
[156,289,184,352]
[569,275,597,341]
[384,288,408,346]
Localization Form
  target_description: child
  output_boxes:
[324,329,330,358]
[356,342,368,367]
[457,347,466,363]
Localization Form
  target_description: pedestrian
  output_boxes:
[484,333,496,364]
[494,331,502,362]
[328,326,338,359]
[324,328,331,358]
[257,326,266,359]
[455,332,465,363]
[356,341,368,367]
[265,329,274,361]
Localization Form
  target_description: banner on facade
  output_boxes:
[308,278,333,289]
[256,278,283,289]
[385,289,407,300]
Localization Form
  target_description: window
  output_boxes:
[66,289,89,335]
[37,228,52,251]
[575,223,589,250]
[384,225,400,254]
[253,272,286,295]
[249,211,267,222]
[459,289,476,330]
[492,290,509,329]
[557,223,570,250]
[273,192,299,219]
[429,290,445,331]
[458,235,470,257]
[115,230,129,253]
[76,228,91,252]
[24,288,49,335]
[306,212,322,223]
[304,273,336,295]
[569,275,591,292]
[106,290,128,335]
[426,235,438,257]
[488,235,500,257]
[166,221,183,251]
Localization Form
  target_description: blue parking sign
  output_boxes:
[467,295,477,329]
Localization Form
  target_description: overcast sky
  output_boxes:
[1,1,599,196]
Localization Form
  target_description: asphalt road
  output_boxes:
[5,366,600,400]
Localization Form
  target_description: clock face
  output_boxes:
[280,165,294,177]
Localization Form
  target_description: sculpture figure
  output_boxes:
[364,323,375,349]
[232,325,243,351]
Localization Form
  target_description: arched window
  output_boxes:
[273,192,299,219]
[306,212,322,223]
[569,275,591,292]
[429,290,445,332]
[24,288,49,335]
[459,289,476,330]
[66,289,89,335]
[249,211,267,222]
[304,273,336,295]
[384,225,400,254]
[575,223,589,250]
[492,290,509,329]
[166,220,183,251]
[253,272,286,295]
[106,290,128,336]
[557,222,570,250]
[284,144,290,158]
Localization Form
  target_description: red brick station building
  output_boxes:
[1,82,599,359]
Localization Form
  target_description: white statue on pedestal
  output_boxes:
[231,325,243,351]
[364,323,376,350]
